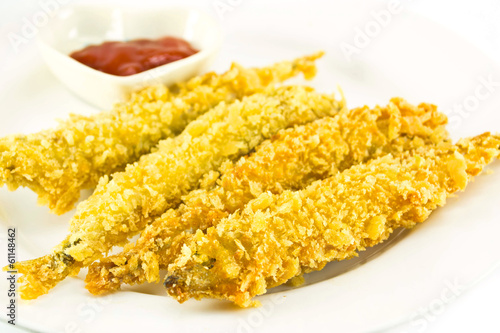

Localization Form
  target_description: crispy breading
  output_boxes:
[11,85,342,300]
[85,98,449,295]
[0,53,322,214]
[164,133,500,307]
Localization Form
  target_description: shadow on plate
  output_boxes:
[122,227,410,298]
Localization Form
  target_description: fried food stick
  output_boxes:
[85,98,449,295]
[164,133,500,307]
[11,85,342,300]
[0,53,321,214]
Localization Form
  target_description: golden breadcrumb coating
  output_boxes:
[0,53,322,214]
[11,85,342,300]
[85,98,449,295]
[164,133,500,307]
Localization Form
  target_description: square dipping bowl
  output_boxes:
[38,5,222,109]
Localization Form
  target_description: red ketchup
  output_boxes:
[70,36,199,76]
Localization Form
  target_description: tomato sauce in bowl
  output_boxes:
[70,36,199,76]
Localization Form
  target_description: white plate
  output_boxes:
[1,1,500,332]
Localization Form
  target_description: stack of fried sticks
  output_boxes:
[2,53,499,307]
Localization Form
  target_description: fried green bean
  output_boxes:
[11,85,342,300]
[85,98,449,295]
[0,53,322,214]
[164,133,500,307]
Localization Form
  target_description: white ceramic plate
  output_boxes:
[1,1,500,332]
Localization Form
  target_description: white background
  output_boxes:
[1,0,499,332]
[385,1,500,332]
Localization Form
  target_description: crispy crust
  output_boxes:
[12,85,342,300]
[0,53,322,214]
[85,98,449,295]
[164,134,500,307]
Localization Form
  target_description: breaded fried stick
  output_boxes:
[0,53,321,214]
[12,85,342,300]
[164,133,500,307]
[85,98,449,295]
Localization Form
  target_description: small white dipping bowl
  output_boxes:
[38,5,222,109]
